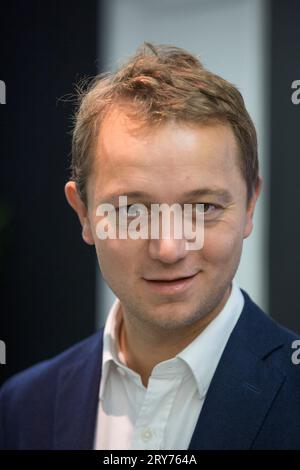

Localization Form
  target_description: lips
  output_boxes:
[144,272,198,282]
[143,272,199,294]
[148,276,193,282]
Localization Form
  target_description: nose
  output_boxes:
[148,235,187,263]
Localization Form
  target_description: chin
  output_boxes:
[147,303,203,329]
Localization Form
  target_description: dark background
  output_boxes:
[0,0,99,385]
[269,0,300,335]
[0,0,300,386]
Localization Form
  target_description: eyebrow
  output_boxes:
[101,188,233,205]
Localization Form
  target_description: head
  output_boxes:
[65,42,262,332]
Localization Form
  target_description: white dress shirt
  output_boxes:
[93,278,244,450]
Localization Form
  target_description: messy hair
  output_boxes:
[71,42,259,205]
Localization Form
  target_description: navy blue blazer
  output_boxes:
[1,289,300,450]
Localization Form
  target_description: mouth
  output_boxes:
[142,272,199,295]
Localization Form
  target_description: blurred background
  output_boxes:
[0,0,299,385]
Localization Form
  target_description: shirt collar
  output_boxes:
[99,278,244,400]
[99,297,125,400]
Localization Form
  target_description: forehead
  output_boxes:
[89,107,243,203]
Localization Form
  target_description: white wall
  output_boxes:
[96,0,270,327]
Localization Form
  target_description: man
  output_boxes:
[1,43,300,450]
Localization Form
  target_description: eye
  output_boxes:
[118,204,133,212]
[118,204,134,216]
[118,204,148,218]
[203,203,217,213]
[195,203,219,214]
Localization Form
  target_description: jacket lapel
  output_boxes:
[53,330,104,449]
[188,291,286,450]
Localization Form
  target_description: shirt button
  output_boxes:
[141,427,153,442]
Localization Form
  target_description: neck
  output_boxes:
[118,286,231,387]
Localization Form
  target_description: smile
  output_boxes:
[143,272,199,295]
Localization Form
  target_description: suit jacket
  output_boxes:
[1,289,300,450]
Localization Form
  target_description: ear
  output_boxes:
[243,175,263,239]
[64,181,95,245]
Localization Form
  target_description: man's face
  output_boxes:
[71,108,261,331]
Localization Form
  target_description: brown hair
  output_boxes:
[71,42,259,205]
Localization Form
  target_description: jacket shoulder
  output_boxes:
[1,330,103,397]
[0,330,104,449]
[241,288,300,340]
[240,288,300,375]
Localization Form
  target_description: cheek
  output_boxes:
[201,223,243,266]
[94,239,138,286]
